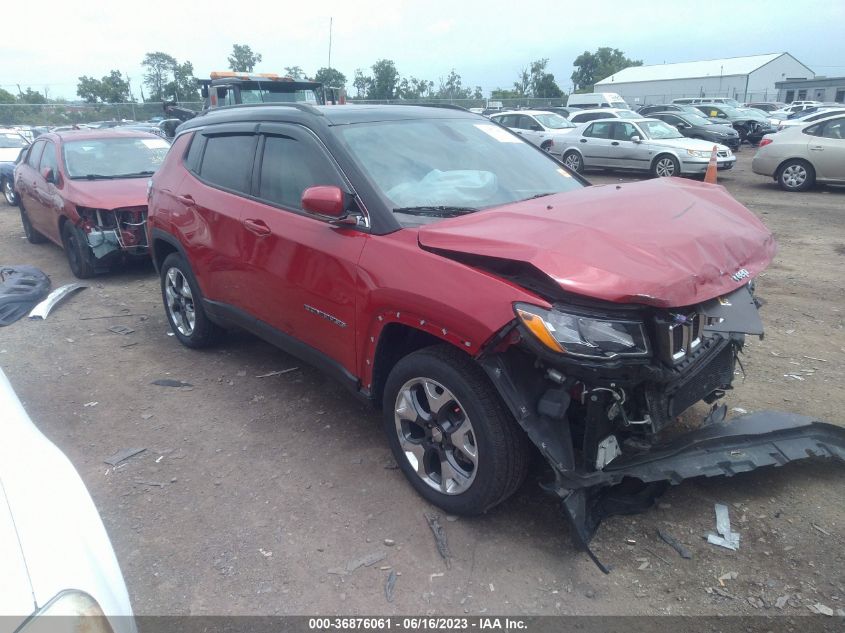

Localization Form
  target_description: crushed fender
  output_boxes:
[0,265,50,326]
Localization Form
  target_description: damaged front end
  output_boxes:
[77,206,149,261]
[478,284,845,572]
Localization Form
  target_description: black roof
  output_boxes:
[177,103,476,133]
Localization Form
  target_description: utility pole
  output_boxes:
[328,17,333,70]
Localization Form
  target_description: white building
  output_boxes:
[595,53,815,106]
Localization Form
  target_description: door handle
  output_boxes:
[243,218,271,236]
[611,141,620,146]
[176,194,195,206]
[516,131,523,135]
[809,145,824,151]
[580,139,587,143]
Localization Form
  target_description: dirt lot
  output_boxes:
[1,151,844,617]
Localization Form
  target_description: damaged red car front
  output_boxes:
[14,130,169,278]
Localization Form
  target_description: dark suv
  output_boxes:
[147,104,843,554]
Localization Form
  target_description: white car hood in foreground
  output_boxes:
[0,368,134,631]
[0,147,25,163]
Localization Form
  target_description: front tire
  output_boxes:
[652,154,680,178]
[61,221,96,278]
[562,150,583,173]
[160,252,223,348]
[2,177,18,206]
[777,159,815,192]
[382,345,530,515]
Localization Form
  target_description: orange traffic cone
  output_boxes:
[704,145,718,184]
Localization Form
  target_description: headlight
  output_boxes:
[686,149,709,157]
[18,591,115,633]
[515,303,649,359]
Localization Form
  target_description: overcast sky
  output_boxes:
[2,0,843,100]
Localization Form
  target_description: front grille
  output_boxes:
[666,341,735,418]
[654,312,703,365]
[717,150,730,158]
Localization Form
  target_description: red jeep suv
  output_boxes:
[148,104,843,556]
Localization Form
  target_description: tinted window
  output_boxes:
[39,141,59,174]
[26,141,45,167]
[612,122,639,141]
[517,116,538,130]
[199,134,256,194]
[584,122,612,139]
[258,135,341,209]
[573,113,606,124]
[184,133,205,172]
[820,117,845,140]
[494,115,517,128]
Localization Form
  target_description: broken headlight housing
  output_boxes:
[515,303,649,359]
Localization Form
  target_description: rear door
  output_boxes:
[175,125,258,307]
[236,123,368,374]
[807,116,845,181]
[578,121,614,167]
[16,140,44,216]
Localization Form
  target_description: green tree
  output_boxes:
[571,47,642,91]
[284,66,305,80]
[100,70,131,103]
[368,59,400,99]
[435,69,472,100]
[167,61,199,101]
[76,76,103,103]
[19,88,47,104]
[313,67,347,89]
[142,51,177,101]
[228,44,262,73]
[0,87,15,104]
[527,59,562,98]
[398,77,433,99]
[472,86,483,100]
[513,67,530,96]
[352,69,371,98]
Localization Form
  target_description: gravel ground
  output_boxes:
[1,150,843,616]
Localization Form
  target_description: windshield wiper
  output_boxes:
[521,192,555,201]
[111,171,156,178]
[393,205,478,218]
[81,174,118,180]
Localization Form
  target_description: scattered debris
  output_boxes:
[133,479,164,487]
[424,512,452,568]
[383,461,399,470]
[141,412,154,420]
[718,571,738,585]
[802,355,828,363]
[637,561,650,570]
[259,548,273,558]
[625,538,636,544]
[811,523,831,536]
[747,596,765,609]
[0,266,50,326]
[775,595,790,609]
[345,550,386,573]
[642,546,671,565]
[120,341,138,348]
[83,401,98,407]
[108,324,134,335]
[79,312,146,320]
[384,539,395,546]
[151,379,193,388]
[784,374,805,381]
[236,370,247,377]
[104,447,146,466]
[384,570,397,603]
[29,283,88,320]
[707,503,741,551]
[657,528,692,559]
[429,573,444,581]
[731,407,748,415]
[255,368,299,378]
[712,587,736,599]
[810,603,834,616]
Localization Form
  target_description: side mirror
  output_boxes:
[41,167,56,184]
[631,135,642,143]
[531,125,543,132]
[302,185,346,219]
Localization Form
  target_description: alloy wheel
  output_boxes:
[394,377,478,495]
[563,153,581,172]
[655,157,677,177]
[3,179,15,205]
[165,267,196,336]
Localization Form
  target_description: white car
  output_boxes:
[489,110,579,156]
[774,107,845,131]
[568,108,642,125]
[0,368,135,633]
[557,117,735,177]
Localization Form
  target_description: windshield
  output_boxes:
[0,132,29,148]
[639,120,684,139]
[62,137,170,179]
[238,86,320,104]
[610,102,628,109]
[534,113,574,129]
[705,105,741,118]
[617,110,640,119]
[680,112,713,126]
[337,119,584,226]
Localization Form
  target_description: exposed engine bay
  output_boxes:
[77,206,149,259]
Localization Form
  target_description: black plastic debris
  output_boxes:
[151,379,193,388]
[424,512,452,568]
[104,447,147,466]
[0,265,50,326]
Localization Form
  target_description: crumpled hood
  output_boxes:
[417,178,776,308]
[63,177,149,210]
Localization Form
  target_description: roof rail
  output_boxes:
[198,102,324,118]
[391,103,468,112]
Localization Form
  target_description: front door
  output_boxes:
[515,115,545,147]
[808,116,845,181]
[29,140,62,242]
[610,121,649,170]
[579,121,614,167]
[236,124,367,375]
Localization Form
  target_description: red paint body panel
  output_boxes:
[418,178,776,308]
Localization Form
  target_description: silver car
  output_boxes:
[752,113,845,191]
[557,118,735,177]
[490,110,579,157]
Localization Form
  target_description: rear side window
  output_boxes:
[26,141,45,167]
[820,117,845,139]
[584,122,612,139]
[198,134,256,194]
[257,135,341,210]
[184,133,205,172]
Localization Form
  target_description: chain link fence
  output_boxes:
[350,97,568,109]
[0,102,204,127]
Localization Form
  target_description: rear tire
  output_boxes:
[562,150,583,173]
[652,154,680,178]
[61,221,96,278]
[19,204,47,244]
[777,159,815,192]
[382,345,530,515]
[160,252,223,348]
[2,177,18,206]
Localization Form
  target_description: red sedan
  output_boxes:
[14,130,170,278]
